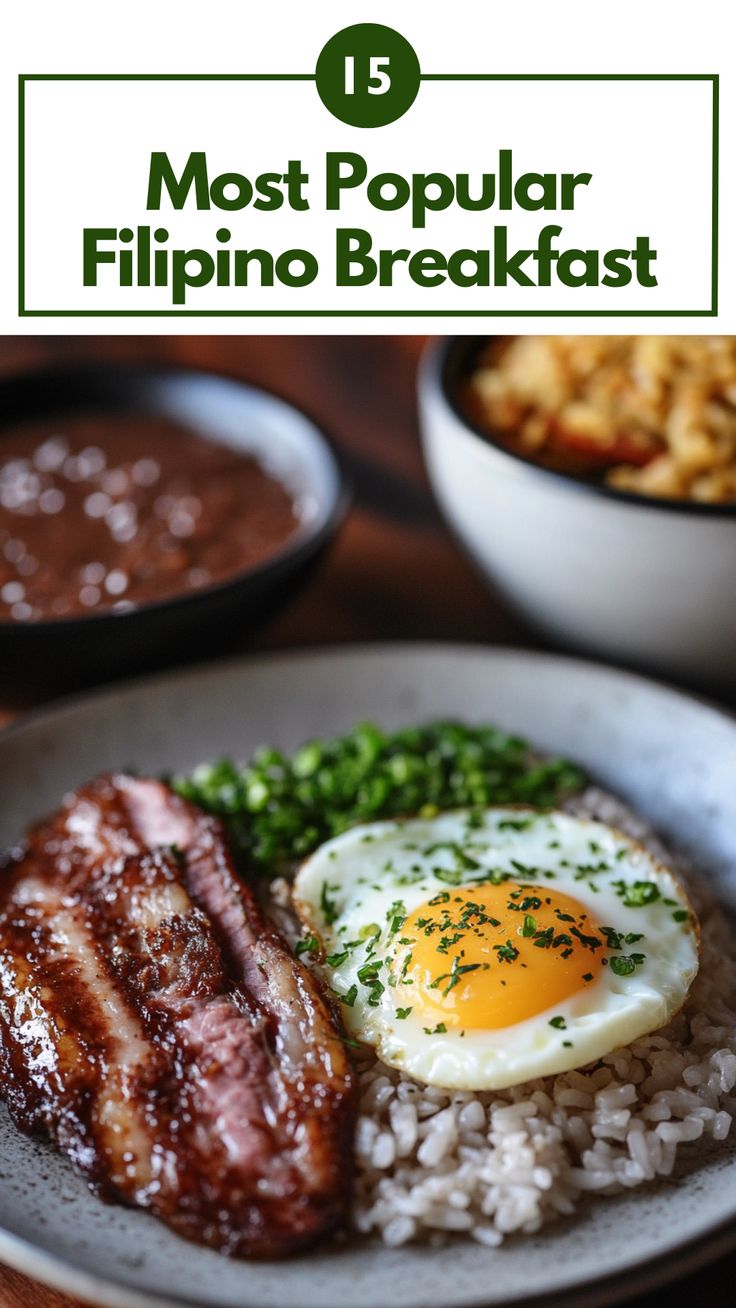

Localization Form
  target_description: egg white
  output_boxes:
[293,808,699,1091]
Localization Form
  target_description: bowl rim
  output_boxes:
[425,335,736,520]
[0,359,351,635]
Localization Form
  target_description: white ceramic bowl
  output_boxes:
[418,337,736,686]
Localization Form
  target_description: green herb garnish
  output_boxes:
[173,721,585,875]
[433,867,464,887]
[320,881,339,925]
[609,954,645,977]
[386,899,407,936]
[295,934,320,957]
[430,956,483,996]
[494,939,520,963]
[325,948,349,967]
[613,880,661,908]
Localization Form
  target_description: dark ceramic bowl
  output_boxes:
[0,364,349,681]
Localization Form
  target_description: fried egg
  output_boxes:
[293,807,699,1090]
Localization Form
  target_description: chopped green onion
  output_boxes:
[295,934,319,958]
[173,720,586,877]
[337,984,358,1006]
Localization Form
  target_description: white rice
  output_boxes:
[347,787,736,1246]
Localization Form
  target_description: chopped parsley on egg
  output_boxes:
[293,807,699,1092]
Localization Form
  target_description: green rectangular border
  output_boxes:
[18,72,719,317]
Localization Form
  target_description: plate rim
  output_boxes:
[2,639,734,751]
[2,640,736,1308]
[0,1162,735,1308]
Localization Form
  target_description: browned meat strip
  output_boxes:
[0,774,355,1257]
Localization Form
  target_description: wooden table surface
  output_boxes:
[0,335,732,1306]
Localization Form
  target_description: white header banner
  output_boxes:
[21,75,715,318]
[2,0,732,333]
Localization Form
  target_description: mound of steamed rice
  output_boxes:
[344,788,736,1247]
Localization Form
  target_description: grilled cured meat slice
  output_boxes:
[0,775,355,1257]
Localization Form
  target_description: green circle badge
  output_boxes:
[315,24,421,128]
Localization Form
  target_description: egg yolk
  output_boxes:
[394,882,605,1030]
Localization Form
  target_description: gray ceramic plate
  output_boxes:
[1,644,736,1308]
